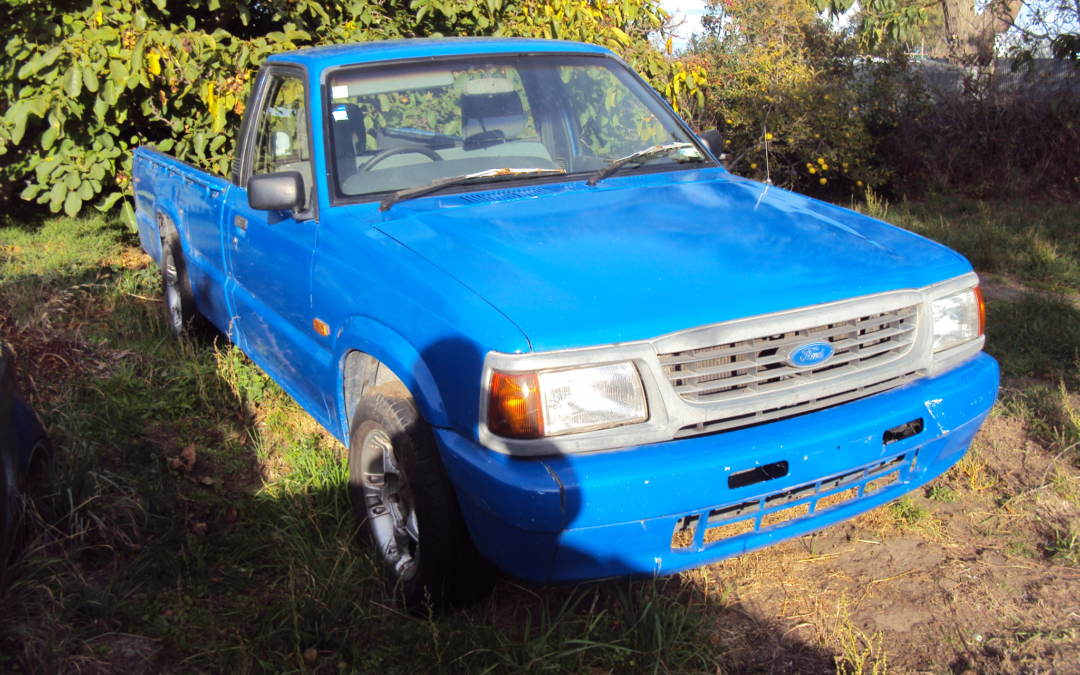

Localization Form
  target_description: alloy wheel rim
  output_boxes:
[360,428,419,581]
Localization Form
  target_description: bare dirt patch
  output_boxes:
[689,411,1080,674]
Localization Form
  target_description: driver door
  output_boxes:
[224,67,331,422]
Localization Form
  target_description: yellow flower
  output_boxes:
[857,180,863,186]
[724,139,731,144]
[726,119,733,125]
[814,134,820,138]
[817,158,825,165]
[852,106,858,112]
[806,163,813,169]
[842,162,849,169]
[765,133,772,140]
[809,167,817,174]
[750,163,758,169]
[819,178,827,185]
[822,164,829,171]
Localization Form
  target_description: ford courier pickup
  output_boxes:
[132,38,1000,606]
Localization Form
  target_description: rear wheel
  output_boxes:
[160,235,211,341]
[348,390,493,610]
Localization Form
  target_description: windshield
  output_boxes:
[325,54,709,200]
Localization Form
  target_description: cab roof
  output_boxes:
[267,37,615,75]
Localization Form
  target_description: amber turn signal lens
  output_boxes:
[488,371,544,439]
[974,285,985,337]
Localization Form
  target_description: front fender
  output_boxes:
[333,316,450,436]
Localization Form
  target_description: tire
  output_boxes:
[1,396,50,586]
[0,426,15,587]
[160,235,211,341]
[348,390,494,610]
[12,395,50,491]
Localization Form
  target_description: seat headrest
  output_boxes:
[461,80,525,145]
[331,103,366,159]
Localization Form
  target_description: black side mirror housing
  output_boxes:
[698,130,723,158]
[248,172,304,212]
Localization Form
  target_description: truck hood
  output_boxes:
[371,170,971,352]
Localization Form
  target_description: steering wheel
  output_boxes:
[359,144,442,173]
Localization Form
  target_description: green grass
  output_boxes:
[983,295,1080,380]
[881,198,1080,293]
[5,200,1080,673]
[0,216,722,674]
[0,214,125,281]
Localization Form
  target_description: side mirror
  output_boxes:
[697,130,723,157]
[248,172,304,212]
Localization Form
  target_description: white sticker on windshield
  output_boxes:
[332,108,348,121]
[331,85,348,100]
[678,147,703,158]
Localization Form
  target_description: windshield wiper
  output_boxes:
[379,167,566,211]
[586,143,698,186]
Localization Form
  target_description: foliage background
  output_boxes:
[684,0,1079,199]
[1,0,1077,226]
[0,0,707,227]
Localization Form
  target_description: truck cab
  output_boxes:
[132,38,999,607]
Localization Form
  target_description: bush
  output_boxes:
[686,0,893,196]
[880,81,1080,199]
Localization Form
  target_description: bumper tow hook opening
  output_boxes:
[883,418,924,446]
[727,460,790,490]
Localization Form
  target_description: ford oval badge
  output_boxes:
[786,341,835,368]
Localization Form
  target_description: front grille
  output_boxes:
[674,370,925,437]
[659,305,919,404]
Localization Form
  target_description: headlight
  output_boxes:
[488,362,648,439]
[931,286,984,353]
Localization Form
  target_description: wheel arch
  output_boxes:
[155,202,185,249]
[335,316,450,439]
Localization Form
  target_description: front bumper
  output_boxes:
[436,352,999,584]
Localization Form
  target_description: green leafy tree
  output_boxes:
[0,0,705,225]
[812,0,1026,66]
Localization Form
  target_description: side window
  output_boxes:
[250,72,312,203]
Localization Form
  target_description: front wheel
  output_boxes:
[348,390,493,609]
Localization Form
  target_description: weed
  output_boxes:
[891,495,929,527]
[956,448,999,492]
[863,187,889,221]
[833,593,889,675]
[1006,539,1037,559]
[215,344,276,406]
[927,484,959,503]
[1045,523,1080,566]
[1000,382,1080,454]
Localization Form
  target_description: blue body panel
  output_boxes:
[131,38,1000,585]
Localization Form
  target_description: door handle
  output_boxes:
[234,215,247,231]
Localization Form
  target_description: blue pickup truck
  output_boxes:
[132,37,999,606]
